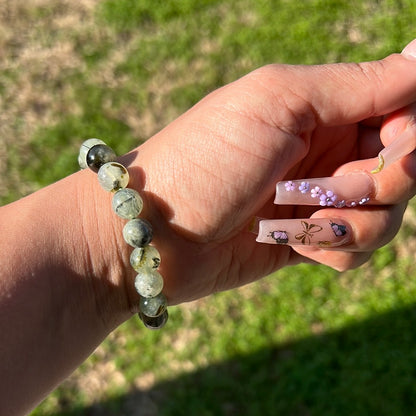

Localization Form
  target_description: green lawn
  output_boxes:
[2,0,416,415]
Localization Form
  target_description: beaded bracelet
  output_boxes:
[78,138,168,330]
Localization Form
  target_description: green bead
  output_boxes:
[130,246,161,271]
[112,188,143,220]
[139,293,167,317]
[97,162,129,192]
[87,144,116,172]
[123,219,153,248]
[134,269,163,297]
[78,138,105,169]
[139,309,169,330]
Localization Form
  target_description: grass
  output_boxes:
[1,0,416,414]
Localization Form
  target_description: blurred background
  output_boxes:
[2,0,416,415]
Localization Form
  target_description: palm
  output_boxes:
[143,99,369,304]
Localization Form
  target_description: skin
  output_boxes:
[2,48,416,415]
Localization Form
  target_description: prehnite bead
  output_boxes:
[86,144,117,172]
[123,219,153,248]
[139,310,169,330]
[130,245,161,271]
[78,138,105,169]
[139,293,167,317]
[112,188,143,220]
[134,269,164,297]
[97,162,129,192]
[78,138,168,329]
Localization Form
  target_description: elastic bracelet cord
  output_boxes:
[78,139,168,330]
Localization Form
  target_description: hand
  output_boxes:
[5,41,416,416]
[110,42,416,306]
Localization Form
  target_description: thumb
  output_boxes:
[309,39,416,125]
[242,39,416,129]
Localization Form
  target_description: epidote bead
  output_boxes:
[86,144,117,172]
[134,269,164,298]
[139,310,169,330]
[78,138,106,169]
[139,293,167,317]
[123,218,153,248]
[97,162,129,192]
[112,188,143,220]
[130,245,161,271]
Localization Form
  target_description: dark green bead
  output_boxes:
[86,144,116,172]
[78,139,105,169]
[139,309,168,330]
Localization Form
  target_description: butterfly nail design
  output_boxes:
[295,221,323,245]
[257,218,351,246]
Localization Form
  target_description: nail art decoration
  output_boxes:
[274,173,374,208]
[285,181,295,191]
[256,218,351,247]
[295,221,323,244]
[269,230,289,244]
[372,122,416,173]
[330,221,347,237]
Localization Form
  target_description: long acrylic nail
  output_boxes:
[256,218,351,247]
[274,172,374,208]
[372,121,416,173]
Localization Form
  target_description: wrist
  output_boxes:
[70,168,138,327]
[78,139,172,328]
[18,169,136,330]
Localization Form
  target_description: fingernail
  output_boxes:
[256,218,351,247]
[401,39,416,60]
[275,172,374,208]
[372,120,416,173]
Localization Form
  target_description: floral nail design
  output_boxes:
[282,179,369,208]
[285,181,295,191]
[311,186,321,198]
[319,190,337,206]
[299,181,310,194]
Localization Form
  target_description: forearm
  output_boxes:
[0,133,197,416]
[0,172,132,416]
